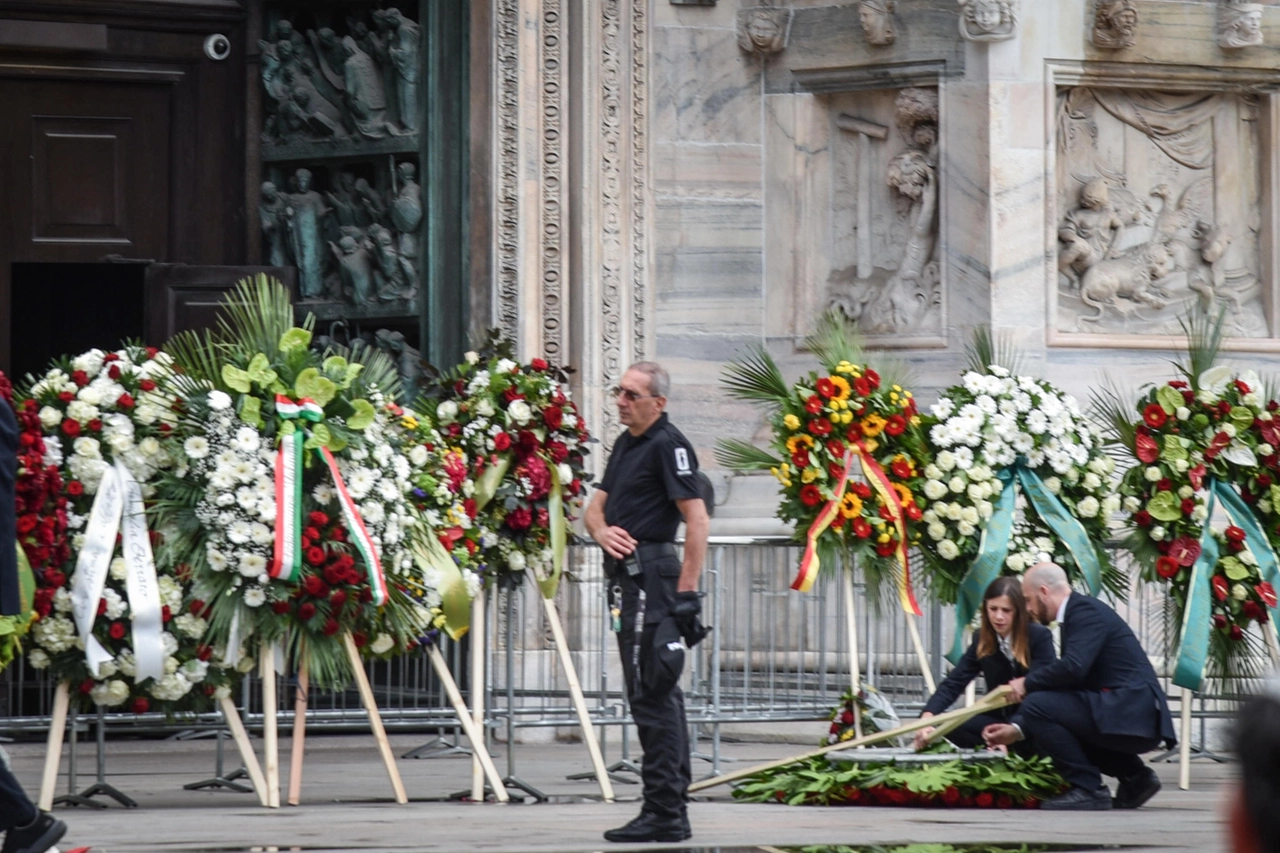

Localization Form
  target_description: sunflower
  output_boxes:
[892,482,914,507]
[839,491,864,519]
[861,413,887,437]
[786,434,815,454]
[829,375,852,401]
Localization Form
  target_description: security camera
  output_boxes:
[204,33,231,61]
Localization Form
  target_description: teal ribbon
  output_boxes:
[947,463,1104,664]
[1173,480,1280,690]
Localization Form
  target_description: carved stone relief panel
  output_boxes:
[1054,87,1267,338]
[958,0,1017,42]
[1092,0,1138,49]
[857,0,898,46]
[737,7,793,56]
[825,87,942,340]
[1219,1,1264,50]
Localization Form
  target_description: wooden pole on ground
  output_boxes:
[527,569,614,802]
[217,696,269,807]
[287,660,309,806]
[688,685,1013,793]
[260,647,280,808]
[1179,686,1193,791]
[37,681,70,811]
[906,613,937,694]
[426,643,509,802]
[470,589,485,802]
[841,564,863,741]
[343,633,408,804]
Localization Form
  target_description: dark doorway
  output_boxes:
[9,262,145,381]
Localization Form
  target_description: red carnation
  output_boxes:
[197,644,214,661]
[941,786,962,806]
[517,429,539,458]
[805,396,823,414]
[271,600,290,615]
[543,405,564,430]
[306,547,326,567]
[161,605,172,623]
[352,632,368,648]
[45,570,66,589]
[1156,478,1172,492]
[330,589,348,608]
[531,357,549,371]
[546,439,569,463]
[308,511,330,527]
[506,506,533,531]
[117,393,134,409]
[139,379,157,392]
[130,697,150,714]
[1180,498,1196,517]
[876,541,897,557]
[816,377,836,399]
[1212,575,1230,601]
[322,618,341,636]
[828,461,846,480]
[799,484,823,507]
[1143,404,1168,429]
[298,602,317,620]
[107,365,121,380]
[884,415,907,437]
[845,423,864,442]
[61,419,80,437]
[109,622,126,640]
[1214,614,1228,630]
[808,419,833,437]
[1155,556,1179,580]
[71,370,89,387]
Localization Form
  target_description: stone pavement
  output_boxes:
[0,731,1233,853]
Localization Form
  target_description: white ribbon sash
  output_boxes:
[69,460,165,682]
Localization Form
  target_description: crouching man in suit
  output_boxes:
[982,562,1175,811]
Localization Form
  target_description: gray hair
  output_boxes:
[627,361,669,398]
[1024,562,1069,591]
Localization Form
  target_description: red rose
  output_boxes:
[71,370,89,387]
[1143,404,1168,429]
[816,377,836,399]
[1212,575,1230,601]
[543,405,564,430]
[298,602,317,620]
[352,632,368,648]
[161,605,172,622]
[1180,498,1196,517]
[517,430,540,458]
[130,697,150,714]
[808,419,833,437]
[1155,556,1179,580]
[805,396,824,414]
[61,419,80,437]
[885,415,907,436]
[531,357,549,371]
[503,387,525,403]
[57,391,74,403]
[546,439,569,463]
[330,590,348,608]
[1133,510,1152,528]
[1214,614,1228,630]
[506,506,533,531]
[117,393,134,409]
[1156,478,1172,492]
[87,418,102,432]
[1258,582,1278,608]
[271,601,290,615]
[322,618,341,636]
[493,432,512,452]
[45,570,66,589]
[1261,473,1274,489]
[975,792,995,808]
[799,484,823,507]
[1168,537,1202,567]
[306,547,326,567]
[308,511,330,527]
[103,353,119,363]
[139,379,156,392]
[98,598,108,616]
[15,515,36,535]
[840,709,854,725]
[107,364,122,380]
[109,622,126,640]
[197,644,214,661]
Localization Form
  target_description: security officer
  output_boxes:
[586,361,709,844]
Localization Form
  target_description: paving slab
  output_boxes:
[0,733,1233,853]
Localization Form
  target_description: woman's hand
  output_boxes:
[912,712,936,751]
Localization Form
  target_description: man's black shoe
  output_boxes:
[603,811,692,843]
[2,811,67,853]
[1041,786,1113,811]
[1113,766,1161,809]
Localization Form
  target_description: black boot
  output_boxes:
[1041,786,1113,811]
[1113,766,1161,809]
[2,811,67,853]
[603,810,691,843]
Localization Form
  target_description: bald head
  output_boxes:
[1022,562,1071,625]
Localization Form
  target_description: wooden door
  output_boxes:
[145,264,297,342]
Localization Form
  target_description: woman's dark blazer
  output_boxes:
[923,622,1055,715]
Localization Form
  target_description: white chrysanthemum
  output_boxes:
[377,480,401,502]
[408,445,429,467]
[208,390,232,410]
[346,468,376,500]
[231,427,261,454]
[206,549,229,572]
[102,588,127,620]
[227,521,253,545]
[238,553,267,578]
[360,501,386,525]
[243,587,266,608]
[313,482,337,505]
[184,436,210,459]
[250,522,273,546]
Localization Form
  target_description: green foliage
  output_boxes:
[1176,307,1227,389]
[805,312,866,373]
[714,439,781,472]
[964,326,1024,377]
[721,344,790,406]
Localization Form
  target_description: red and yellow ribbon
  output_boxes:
[791,451,856,593]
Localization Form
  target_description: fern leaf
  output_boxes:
[721,345,789,405]
[714,439,781,472]
[964,325,1024,376]
[804,311,865,372]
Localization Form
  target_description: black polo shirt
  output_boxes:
[599,413,702,542]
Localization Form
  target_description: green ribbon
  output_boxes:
[1173,480,1280,690]
[947,463,1104,664]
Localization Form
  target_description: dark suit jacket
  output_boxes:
[0,398,21,616]
[1015,593,1176,745]
[924,623,1055,715]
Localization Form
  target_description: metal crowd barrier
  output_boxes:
[0,538,1262,781]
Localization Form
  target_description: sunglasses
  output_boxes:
[611,386,660,402]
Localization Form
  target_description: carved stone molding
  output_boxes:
[1219,1,1264,50]
[958,0,1017,42]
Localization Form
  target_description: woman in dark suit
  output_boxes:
[914,575,1055,750]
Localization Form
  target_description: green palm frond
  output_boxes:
[337,338,403,402]
[215,274,310,359]
[722,345,789,406]
[1177,306,1227,388]
[1089,375,1140,452]
[714,439,781,472]
[964,325,1024,376]
[164,328,227,387]
[804,311,865,372]
[871,356,916,393]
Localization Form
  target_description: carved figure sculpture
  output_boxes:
[355,178,387,226]
[341,36,388,139]
[370,225,416,300]
[307,27,348,95]
[325,171,360,229]
[374,329,422,391]
[286,168,329,300]
[390,161,423,265]
[736,7,793,55]
[959,0,1017,41]
[260,182,290,268]
[1219,1,1264,49]
[1058,179,1125,287]
[386,9,421,131]
[1187,222,1233,310]
[858,0,897,46]
[1078,243,1173,322]
[330,235,376,306]
[1092,0,1138,49]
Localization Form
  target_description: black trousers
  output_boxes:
[613,556,690,820]
[0,747,36,832]
[946,711,1008,750]
[1019,691,1160,792]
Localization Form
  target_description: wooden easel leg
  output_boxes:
[37,681,69,811]
[841,564,863,741]
[1179,686,1193,791]
[907,613,937,695]
[343,634,408,804]
[528,570,614,802]
[427,644,510,802]
[217,696,269,807]
[260,647,280,808]
[470,589,485,802]
[287,661,308,806]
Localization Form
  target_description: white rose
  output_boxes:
[957,520,976,537]
[38,406,61,429]
[960,506,979,526]
[1191,504,1209,523]
[1005,553,1026,572]
[1177,485,1194,500]
[557,463,574,484]
[1145,467,1163,482]
[1102,495,1122,516]
[1043,477,1061,494]
[936,451,956,472]
[1173,459,1189,473]
[408,445,429,467]
[1123,496,1141,512]
[1077,496,1100,518]
[464,351,480,365]
[476,397,496,418]
[1261,444,1275,458]
[1082,473,1102,491]
[508,400,533,425]
[1176,407,1191,421]
[924,480,948,501]
[948,476,966,494]
[507,550,527,571]
[927,523,947,541]
[1151,526,1166,541]
[1232,583,1250,601]
[937,539,960,560]
[437,400,459,423]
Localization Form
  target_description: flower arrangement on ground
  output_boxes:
[731,751,1066,808]
[717,314,928,609]
[823,684,901,746]
[17,347,235,711]
[155,277,434,687]
[1096,312,1280,686]
[418,330,590,596]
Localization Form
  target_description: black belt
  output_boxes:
[634,541,677,562]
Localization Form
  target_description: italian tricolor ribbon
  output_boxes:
[270,395,387,605]
[851,441,920,616]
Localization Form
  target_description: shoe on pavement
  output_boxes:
[603,810,692,843]
[1113,766,1161,809]
[1041,786,1113,811]
[2,811,68,853]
